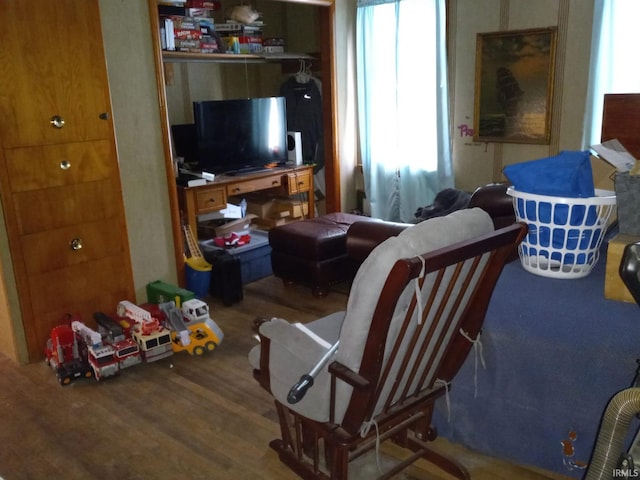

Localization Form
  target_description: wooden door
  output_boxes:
[0,0,135,361]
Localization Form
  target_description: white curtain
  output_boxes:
[356,0,452,222]
[583,0,640,148]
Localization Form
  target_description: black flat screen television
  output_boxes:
[192,96,288,175]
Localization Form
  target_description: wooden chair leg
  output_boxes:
[328,443,349,479]
[407,436,470,480]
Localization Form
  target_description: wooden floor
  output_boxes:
[0,276,573,480]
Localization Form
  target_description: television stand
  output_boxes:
[225,166,275,176]
[176,165,315,237]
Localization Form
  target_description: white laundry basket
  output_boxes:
[507,187,616,279]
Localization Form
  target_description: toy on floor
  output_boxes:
[116,300,174,363]
[73,317,142,381]
[44,314,93,386]
[44,289,223,385]
[159,299,224,355]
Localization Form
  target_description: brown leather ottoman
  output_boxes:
[269,212,381,296]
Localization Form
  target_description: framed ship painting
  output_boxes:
[473,27,557,144]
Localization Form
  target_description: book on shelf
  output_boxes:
[164,17,175,50]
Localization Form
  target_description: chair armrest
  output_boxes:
[469,183,515,230]
[346,220,411,263]
[328,362,371,391]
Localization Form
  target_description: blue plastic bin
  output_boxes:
[185,261,212,298]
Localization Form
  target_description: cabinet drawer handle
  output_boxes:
[50,115,65,129]
[297,181,304,186]
[60,160,71,170]
[69,238,83,251]
[232,187,241,193]
[99,112,110,120]
[272,180,278,185]
[208,197,217,203]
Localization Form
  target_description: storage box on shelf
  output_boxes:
[243,193,309,229]
[216,22,264,54]
[200,229,272,285]
[161,14,221,53]
[198,214,258,238]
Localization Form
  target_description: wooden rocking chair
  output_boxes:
[249,209,526,479]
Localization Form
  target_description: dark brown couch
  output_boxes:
[347,183,515,263]
[269,183,515,295]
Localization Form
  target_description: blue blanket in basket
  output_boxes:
[503,150,595,198]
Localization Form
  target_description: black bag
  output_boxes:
[204,249,243,306]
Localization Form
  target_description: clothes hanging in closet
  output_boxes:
[279,76,324,173]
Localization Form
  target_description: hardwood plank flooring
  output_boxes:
[0,276,573,479]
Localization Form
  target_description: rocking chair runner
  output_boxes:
[249,209,527,479]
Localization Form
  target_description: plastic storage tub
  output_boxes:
[184,257,212,298]
[199,229,272,285]
[507,187,616,279]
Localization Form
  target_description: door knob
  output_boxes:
[59,160,71,170]
[69,238,83,251]
[50,115,65,128]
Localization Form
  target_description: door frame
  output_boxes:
[146,0,340,284]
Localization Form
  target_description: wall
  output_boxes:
[98,0,178,302]
[451,0,596,192]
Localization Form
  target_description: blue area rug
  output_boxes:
[433,235,640,477]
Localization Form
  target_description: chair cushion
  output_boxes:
[249,312,345,421]
[333,208,494,422]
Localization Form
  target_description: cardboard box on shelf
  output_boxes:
[170,15,200,30]
[244,195,277,218]
[263,46,285,54]
[213,214,258,237]
[591,154,616,192]
[198,214,258,239]
[251,216,293,230]
[239,35,263,54]
[186,8,212,17]
[175,38,201,52]
[274,198,308,219]
[199,37,220,53]
[186,0,220,9]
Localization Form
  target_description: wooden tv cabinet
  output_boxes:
[177,165,315,237]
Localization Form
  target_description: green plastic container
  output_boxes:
[146,280,195,306]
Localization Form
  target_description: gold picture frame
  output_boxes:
[473,27,557,144]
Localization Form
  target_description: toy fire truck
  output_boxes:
[44,316,93,386]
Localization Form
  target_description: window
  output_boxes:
[583,0,640,147]
[356,0,452,222]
